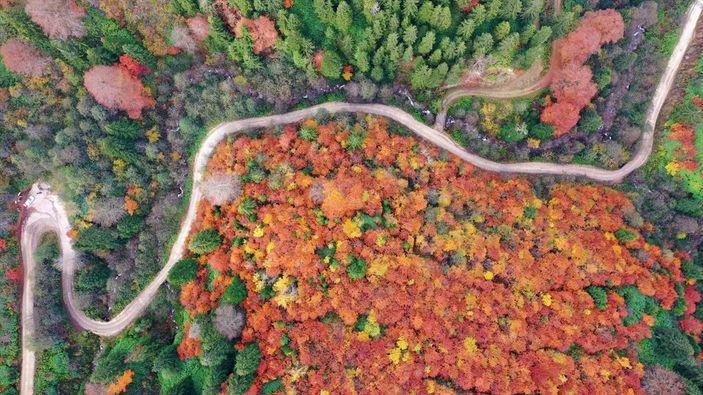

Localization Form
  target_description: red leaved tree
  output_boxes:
[552,64,597,108]
[118,55,151,78]
[236,16,278,55]
[4,267,22,283]
[541,9,625,135]
[84,65,155,119]
[25,0,86,40]
[0,39,51,77]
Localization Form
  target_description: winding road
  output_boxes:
[18,0,703,393]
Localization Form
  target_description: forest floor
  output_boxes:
[17,0,703,393]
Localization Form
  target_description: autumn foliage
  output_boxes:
[0,39,51,77]
[25,0,87,40]
[84,65,155,119]
[666,122,701,174]
[177,116,693,393]
[118,55,151,78]
[214,0,278,54]
[106,369,134,395]
[541,10,625,135]
[4,266,21,283]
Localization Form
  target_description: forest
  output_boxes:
[158,116,703,393]
[0,0,701,393]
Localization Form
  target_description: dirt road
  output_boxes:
[18,0,702,393]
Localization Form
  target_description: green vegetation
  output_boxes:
[168,257,199,287]
[188,229,223,255]
[0,0,701,393]
[33,235,100,394]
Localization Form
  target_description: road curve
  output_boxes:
[18,1,702,393]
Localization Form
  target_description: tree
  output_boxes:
[228,373,255,395]
[74,226,122,251]
[153,344,181,373]
[552,64,597,108]
[320,50,343,79]
[335,1,352,31]
[540,101,581,136]
[581,9,625,44]
[501,0,522,20]
[541,9,625,135]
[167,257,199,286]
[458,19,475,40]
[116,215,144,238]
[118,54,151,77]
[25,0,86,40]
[0,39,50,77]
[200,172,242,206]
[498,122,527,143]
[84,65,155,119]
[653,326,694,360]
[199,318,233,367]
[417,31,435,55]
[522,0,544,21]
[473,33,494,56]
[188,228,223,254]
[495,21,511,40]
[91,197,126,227]
[222,276,248,304]
[187,16,210,41]
[235,342,261,376]
[236,16,279,55]
[641,366,687,395]
[403,25,418,45]
[76,261,111,292]
[529,26,552,47]
[347,255,367,279]
[214,304,246,340]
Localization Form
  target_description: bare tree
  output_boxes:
[91,196,126,227]
[213,304,246,340]
[171,24,197,54]
[0,39,51,77]
[641,366,686,395]
[25,0,87,40]
[200,172,242,206]
[309,182,324,204]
